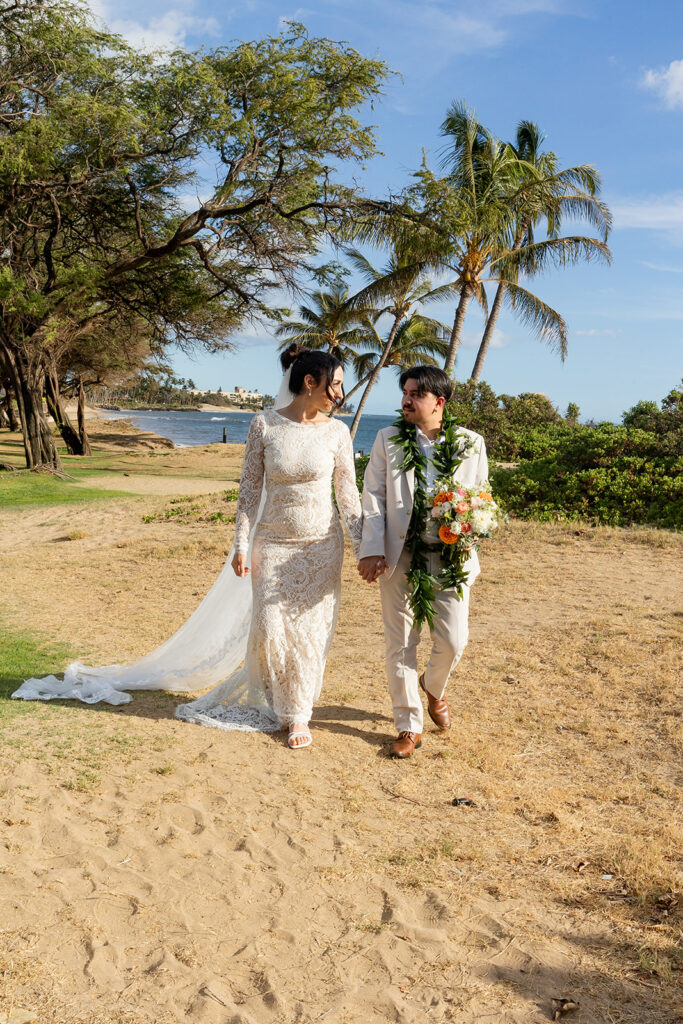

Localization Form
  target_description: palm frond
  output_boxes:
[495,235,612,276]
[502,281,568,358]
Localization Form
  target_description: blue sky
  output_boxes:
[89,0,682,420]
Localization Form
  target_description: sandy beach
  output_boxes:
[0,419,681,1024]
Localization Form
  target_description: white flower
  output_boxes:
[470,509,494,534]
[470,495,484,509]
[430,506,444,519]
[440,501,452,514]
[449,520,462,535]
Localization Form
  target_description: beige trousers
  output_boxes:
[379,548,470,734]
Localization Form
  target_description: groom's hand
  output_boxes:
[357,555,386,583]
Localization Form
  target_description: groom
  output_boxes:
[357,366,489,758]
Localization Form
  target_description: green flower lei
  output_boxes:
[390,406,474,631]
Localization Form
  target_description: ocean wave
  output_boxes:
[210,416,227,421]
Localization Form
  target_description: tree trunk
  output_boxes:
[44,366,84,454]
[349,316,402,440]
[0,352,21,431]
[1,343,61,470]
[328,367,374,419]
[340,368,374,407]
[470,280,507,382]
[77,375,92,455]
[4,383,20,431]
[443,286,472,376]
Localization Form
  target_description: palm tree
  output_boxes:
[349,314,448,438]
[275,286,375,366]
[469,120,612,381]
[405,103,611,375]
[340,246,457,431]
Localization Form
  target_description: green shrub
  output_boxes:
[447,380,571,460]
[492,425,682,528]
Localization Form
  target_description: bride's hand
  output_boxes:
[232,553,250,577]
[357,555,386,582]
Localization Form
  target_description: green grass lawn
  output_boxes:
[0,621,73,710]
[0,470,132,507]
[0,430,138,506]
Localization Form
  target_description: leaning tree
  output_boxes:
[0,1,389,468]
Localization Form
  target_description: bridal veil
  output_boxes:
[11,371,296,731]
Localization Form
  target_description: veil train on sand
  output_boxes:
[11,372,296,732]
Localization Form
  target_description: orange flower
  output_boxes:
[460,522,472,534]
[434,490,454,505]
[455,501,469,513]
[478,491,492,501]
[438,524,460,545]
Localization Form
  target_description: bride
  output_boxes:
[220,344,362,747]
[13,346,363,748]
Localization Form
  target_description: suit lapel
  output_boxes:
[387,431,415,504]
[405,465,415,499]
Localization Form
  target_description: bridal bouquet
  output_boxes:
[429,483,503,551]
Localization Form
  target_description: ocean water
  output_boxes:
[96,407,396,455]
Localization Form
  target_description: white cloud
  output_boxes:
[176,190,216,213]
[610,193,683,230]
[642,58,683,109]
[278,9,315,29]
[575,328,620,338]
[86,1,221,51]
[640,260,683,274]
[460,328,507,350]
[492,0,565,13]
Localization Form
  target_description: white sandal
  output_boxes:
[287,725,312,750]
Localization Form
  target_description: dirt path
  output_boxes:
[0,464,681,1024]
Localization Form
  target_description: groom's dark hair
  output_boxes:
[399,365,453,401]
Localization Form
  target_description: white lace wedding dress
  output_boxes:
[13,404,362,733]
[177,410,362,730]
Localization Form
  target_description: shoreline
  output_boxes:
[90,402,262,415]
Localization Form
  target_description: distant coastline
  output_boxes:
[93,406,390,452]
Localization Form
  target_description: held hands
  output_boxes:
[357,555,387,583]
[231,552,250,578]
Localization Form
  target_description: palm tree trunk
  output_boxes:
[472,228,526,382]
[470,281,507,382]
[349,316,402,440]
[443,286,471,376]
[338,368,374,406]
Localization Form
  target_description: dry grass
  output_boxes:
[0,424,681,1024]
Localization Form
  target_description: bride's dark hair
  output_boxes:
[280,344,344,405]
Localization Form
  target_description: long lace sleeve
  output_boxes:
[333,424,363,557]
[234,415,266,554]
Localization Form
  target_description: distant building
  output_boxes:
[185,384,262,405]
[224,385,262,403]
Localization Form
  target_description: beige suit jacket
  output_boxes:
[359,424,489,581]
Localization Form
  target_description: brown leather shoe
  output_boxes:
[419,672,451,730]
[390,731,422,758]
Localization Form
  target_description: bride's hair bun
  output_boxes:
[280,343,306,371]
[278,344,344,404]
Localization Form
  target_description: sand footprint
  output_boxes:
[83,935,126,991]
